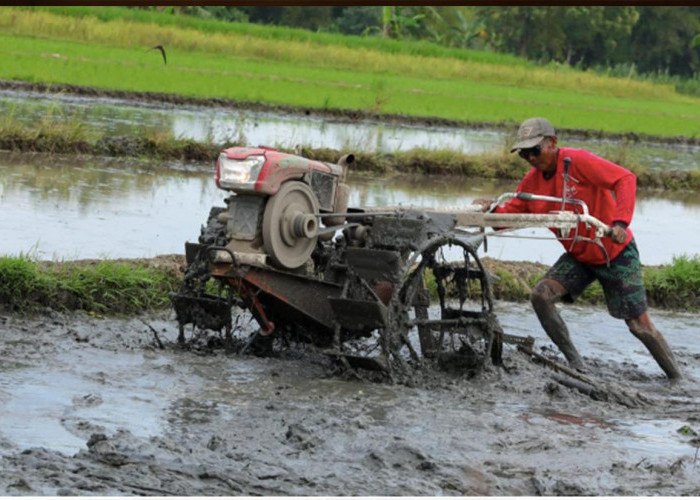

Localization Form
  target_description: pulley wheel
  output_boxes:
[262,181,319,269]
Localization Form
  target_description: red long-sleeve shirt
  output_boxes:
[494,147,636,265]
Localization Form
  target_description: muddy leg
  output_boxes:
[530,278,585,370]
[224,323,233,353]
[489,318,504,366]
[626,312,682,380]
[178,324,185,345]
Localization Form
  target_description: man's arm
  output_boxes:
[576,150,637,228]
[610,174,636,228]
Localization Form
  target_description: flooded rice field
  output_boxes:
[1,90,700,495]
[0,152,697,265]
[0,88,502,155]
[3,88,700,169]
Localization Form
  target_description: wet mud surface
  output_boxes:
[3,78,700,147]
[1,306,699,496]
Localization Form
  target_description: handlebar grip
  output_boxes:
[515,192,535,201]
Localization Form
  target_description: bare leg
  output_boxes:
[626,312,682,380]
[530,278,585,370]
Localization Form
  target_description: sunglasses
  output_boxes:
[518,143,543,160]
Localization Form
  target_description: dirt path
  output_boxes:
[1,306,699,496]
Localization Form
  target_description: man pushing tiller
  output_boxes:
[475,117,681,380]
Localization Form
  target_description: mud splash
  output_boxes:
[1,304,698,496]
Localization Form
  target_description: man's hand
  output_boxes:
[472,198,494,213]
[610,225,627,244]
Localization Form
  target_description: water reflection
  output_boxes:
[0,153,219,259]
[0,89,503,155]
[1,153,697,265]
[3,89,700,170]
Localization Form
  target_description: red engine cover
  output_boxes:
[219,146,336,195]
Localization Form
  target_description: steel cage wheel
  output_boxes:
[384,235,499,373]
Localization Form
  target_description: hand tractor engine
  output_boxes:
[172,146,510,380]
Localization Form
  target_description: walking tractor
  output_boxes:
[171,146,612,380]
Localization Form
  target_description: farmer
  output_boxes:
[475,117,681,380]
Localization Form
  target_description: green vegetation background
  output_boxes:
[1,7,699,138]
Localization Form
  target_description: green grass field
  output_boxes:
[0,254,182,314]
[1,7,700,138]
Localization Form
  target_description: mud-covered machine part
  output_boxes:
[173,211,503,376]
[171,148,504,377]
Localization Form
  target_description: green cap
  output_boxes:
[510,117,556,153]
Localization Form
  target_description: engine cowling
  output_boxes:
[214,147,353,270]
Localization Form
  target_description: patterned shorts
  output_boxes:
[545,239,647,319]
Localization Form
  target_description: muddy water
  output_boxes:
[0,152,698,265]
[3,89,700,169]
[1,303,699,495]
[0,89,503,155]
[1,349,169,455]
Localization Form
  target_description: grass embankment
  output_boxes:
[1,7,700,137]
[0,109,221,160]
[0,254,183,315]
[1,254,698,315]
[3,113,699,191]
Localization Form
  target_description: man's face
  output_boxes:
[518,136,558,174]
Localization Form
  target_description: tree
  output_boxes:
[423,7,487,48]
[558,7,639,67]
[332,6,382,36]
[476,6,639,67]
[381,6,425,40]
[627,7,700,77]
[279,7,334,31]
[236,6,285,25]
[475,7,558,60]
